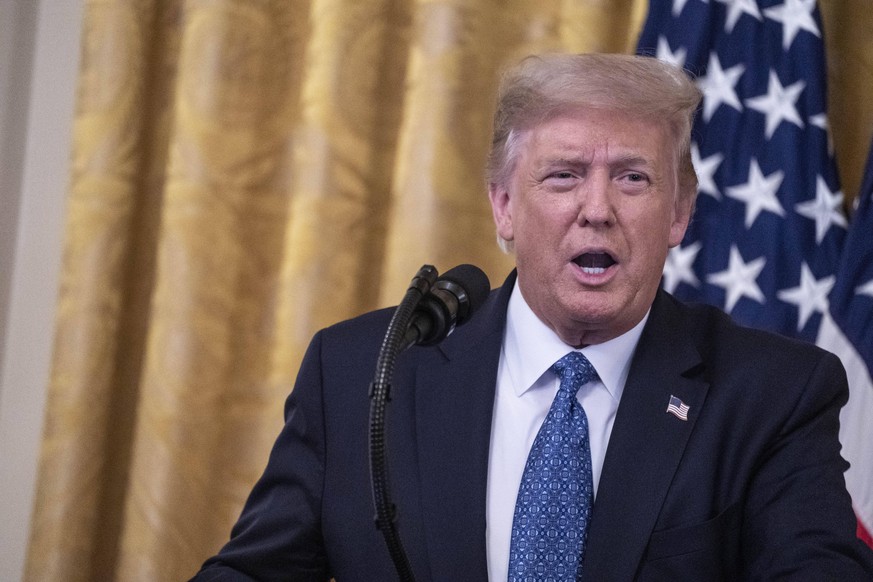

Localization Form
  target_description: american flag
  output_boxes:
[666,395,690,421]
[819,141,873,546]
[637,0,873,545]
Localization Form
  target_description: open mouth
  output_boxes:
[572,251,616,275]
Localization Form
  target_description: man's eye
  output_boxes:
[550,171,575,180]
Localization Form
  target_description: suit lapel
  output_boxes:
[409,281,709,580]
[413,275,512,581]
[582,291,709,582]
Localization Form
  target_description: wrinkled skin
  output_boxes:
[489,108,694,347]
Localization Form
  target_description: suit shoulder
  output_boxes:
[664,293,840,372]
[299,307,398,372]
[319,306,396,342]
[315,283,507,352]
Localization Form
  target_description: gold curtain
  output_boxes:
[25,0,873,580]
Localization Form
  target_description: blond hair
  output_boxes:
[487,53,701,202]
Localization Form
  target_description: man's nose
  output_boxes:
[575,175,615,226]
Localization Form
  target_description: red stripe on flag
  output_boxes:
[858,517,873,549]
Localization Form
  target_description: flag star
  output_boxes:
[794,176,848,243]
[656,36,687,69]
[726,159,786,228]
[672,0,694,17]
[698,52,745,122]
[809,113,827,131]
[857,279,873,298]
[692,143,724,199]
[809,113,835,155]
[763,0,820,50]
[745,70,806,139]
[777,262,835,330]
[707,245,767,312]
[663,241,702,293]
[715,0,762,32]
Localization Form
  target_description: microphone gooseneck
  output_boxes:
[368,264,490,582]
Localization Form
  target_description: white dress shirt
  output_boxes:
[485,281,648,581]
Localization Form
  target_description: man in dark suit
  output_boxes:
[192,54,873,580]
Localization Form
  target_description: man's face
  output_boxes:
[489,108,693,346]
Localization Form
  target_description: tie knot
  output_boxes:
[550,352,598,395]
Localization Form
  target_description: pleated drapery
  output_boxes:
[25,1,873,580]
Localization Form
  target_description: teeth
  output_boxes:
[581,267,606,274]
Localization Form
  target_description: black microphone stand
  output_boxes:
[369,265,436,582]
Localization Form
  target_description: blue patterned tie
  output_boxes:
[508,352,597,582]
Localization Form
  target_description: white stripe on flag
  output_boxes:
[818,312,873,537]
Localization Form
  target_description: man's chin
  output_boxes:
[545,309,615,347]
[558,299,648,345]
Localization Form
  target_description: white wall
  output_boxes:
[0,0,84,579]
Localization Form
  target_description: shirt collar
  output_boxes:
[503,279,649,403]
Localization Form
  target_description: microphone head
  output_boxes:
[404,264,491,348]
[435,264,491,324]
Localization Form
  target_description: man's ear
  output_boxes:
[489,182,515,243]
[668,191,695,248]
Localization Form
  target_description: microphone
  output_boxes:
[369,263,490,580]
[404,264,491,347]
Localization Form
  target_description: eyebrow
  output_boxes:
[606,154,652,168]
[539,154,653,169]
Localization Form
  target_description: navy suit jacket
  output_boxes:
[193,272,873,581]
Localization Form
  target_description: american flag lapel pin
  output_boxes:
[666,395,690,421]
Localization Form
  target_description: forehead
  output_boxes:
[522,108,675,162]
